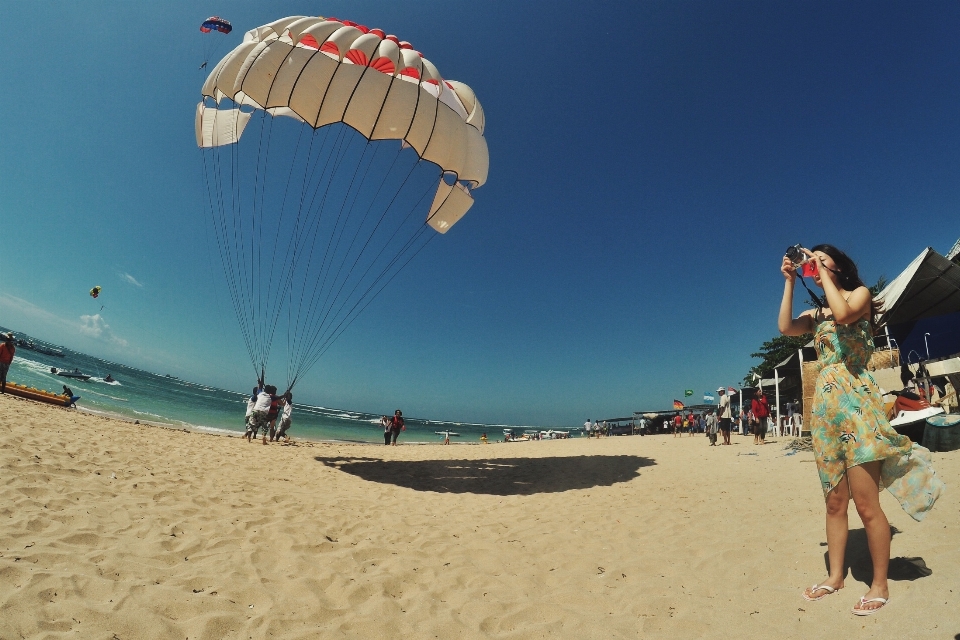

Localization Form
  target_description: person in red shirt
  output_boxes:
[390,409,405,446]
[0,333,15,394]
[751,391,770,445]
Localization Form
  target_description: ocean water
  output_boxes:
[0,328,548,444]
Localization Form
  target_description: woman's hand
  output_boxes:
[781,255,797,282]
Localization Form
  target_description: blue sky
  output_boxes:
[2,1,959,425]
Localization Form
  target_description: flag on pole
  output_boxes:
[684,389,693,397]
[703,391,715,404]
[673,400,684,410]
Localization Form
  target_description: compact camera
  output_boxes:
[785,245,818,277]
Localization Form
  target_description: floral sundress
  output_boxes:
[810,317,944,521]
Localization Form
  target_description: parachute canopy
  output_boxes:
[89,286,101,299]
[197,15,488,232]
[197,15,489,390]
[200,16,232,34]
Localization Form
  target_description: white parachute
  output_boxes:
[198,15,488,388]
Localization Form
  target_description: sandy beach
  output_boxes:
[1,393,957,639]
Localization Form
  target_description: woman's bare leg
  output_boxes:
[847,461,890,612]
[804,475,849,598]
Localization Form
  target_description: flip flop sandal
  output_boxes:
[852,597,888,616]
[802,584,837,601]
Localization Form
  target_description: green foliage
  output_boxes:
[744,334,810,385]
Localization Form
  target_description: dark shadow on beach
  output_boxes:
[823,526,933,584]
[314,454,655,495]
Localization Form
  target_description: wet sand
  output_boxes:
[1,393,957,638]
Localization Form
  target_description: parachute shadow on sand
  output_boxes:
[315,455,656,496]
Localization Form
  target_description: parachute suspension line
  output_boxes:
[249,113,273,371]
[202,119,259,382]
[293,228,439,387]
[293,140,380,364]
[278,123,338,378]
[292,146,423,371]
[284,125,359,381]
[288,163,441,387]
[288,134,394,381]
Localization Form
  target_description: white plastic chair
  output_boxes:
[792,414,803,437]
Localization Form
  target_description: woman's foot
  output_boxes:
[802,579,843,601]
[852,587,889,615]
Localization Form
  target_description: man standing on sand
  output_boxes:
[751,390,770,445]
[717,387,732,445]
[0,333,15,394]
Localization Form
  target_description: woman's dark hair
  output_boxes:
[810,244,882,329]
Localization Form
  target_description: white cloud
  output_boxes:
[120,272,143,287]
[79,314,129,348]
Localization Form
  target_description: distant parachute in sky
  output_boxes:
[197,15,489,389]
[199,17,233,70]
[200,16,233,34]
[89,286,102,299]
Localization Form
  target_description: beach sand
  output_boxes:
[1,393,957,639]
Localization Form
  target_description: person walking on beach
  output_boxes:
[717,387,732,445]
[390,409,405,445]
[751,391,770,445]
[779,245,943,615]
[672,413,681,437]
[0,333,15,394]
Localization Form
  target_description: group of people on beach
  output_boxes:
[666,388,775,446]
[380,410,405,445]
[243,384,293,444]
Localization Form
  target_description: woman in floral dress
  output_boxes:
[778,245,943,616]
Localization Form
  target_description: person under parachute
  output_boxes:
[199,16,232,70]
[89,285,104,311]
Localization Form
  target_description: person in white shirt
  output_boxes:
[717,387,732,445]
[275,392,294,442]
[584,419,593,437]
[247,386,273,443]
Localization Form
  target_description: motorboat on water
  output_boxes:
[51,367,92,381]
[104,374,115,383]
